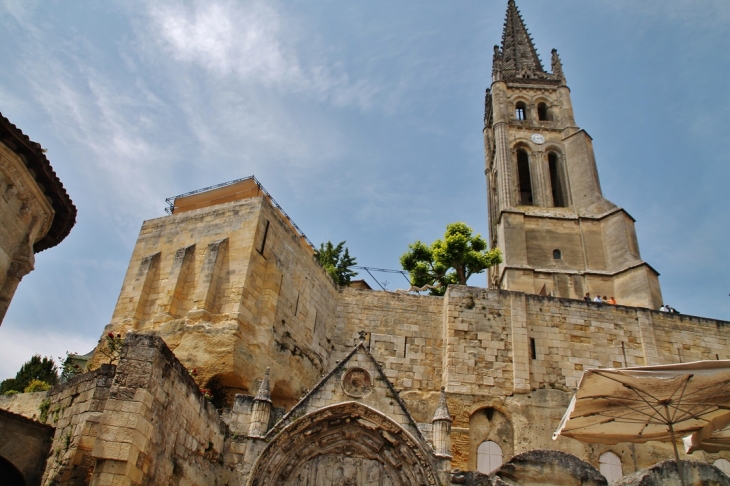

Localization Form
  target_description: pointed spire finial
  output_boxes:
[254,367,272,403]
[432,387,452,423]
[551,48,565,80]
[496,0,546,79]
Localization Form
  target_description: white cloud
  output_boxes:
[142,0,381,110]
[0,326,98,381]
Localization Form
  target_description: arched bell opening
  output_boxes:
[248,402,439,486]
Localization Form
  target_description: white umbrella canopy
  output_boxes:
[554,360,730,444]
[553,360,730,486]
[683,411,730,454]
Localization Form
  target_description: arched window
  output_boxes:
[548,152,567,208]
[515,101,527,121]
[599,452,623,482]
[553,249,562,260]
[477,441,502,474]
[537,102,549,121]
[714,458,730,476]
[517,149,533,205]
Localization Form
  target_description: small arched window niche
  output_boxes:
[516,149,533,206]
[537,102,550,121]
[553,249,562,260]
[548,152,567,208]
[477,441,503,475]
[515,101,527,121]
[599,452,623,483]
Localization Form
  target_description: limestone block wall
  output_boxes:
[88,334,227,486]
[40,365,116,486]
[96,196,339,410]
[333,289,444,420]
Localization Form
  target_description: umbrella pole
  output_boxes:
[666,408,686,486]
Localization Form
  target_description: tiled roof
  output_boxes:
[0,111,76,252]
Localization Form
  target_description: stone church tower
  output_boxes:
[484,0,662,309]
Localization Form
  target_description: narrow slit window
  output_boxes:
[515,101,527,121]
[530,337,537,359]
[258,220,270,255]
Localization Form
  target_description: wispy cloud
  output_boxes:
[142,0,382,110]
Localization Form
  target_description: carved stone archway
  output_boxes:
[248,402,439,486]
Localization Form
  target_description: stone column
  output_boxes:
[529,151,553,207]
[248,368,272,437]
[431,387,452,458]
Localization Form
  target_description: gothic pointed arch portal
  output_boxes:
[248,402,439,486]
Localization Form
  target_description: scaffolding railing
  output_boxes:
[164,175,315,250]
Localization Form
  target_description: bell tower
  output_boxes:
[484,0,662,308]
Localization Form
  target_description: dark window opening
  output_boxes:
[537,102,549,121]
[553,249,562,260]
[530,337,537,360]
[515,101,527,121]
[548,153,567,207]
[517,149,533,205]
[257,220,270,255]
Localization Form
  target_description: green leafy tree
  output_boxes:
[0,355,58,394]
[314,241,358,286]
[400,222,502,296]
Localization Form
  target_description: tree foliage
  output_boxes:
[0,355,58,394]
[400,222,502,296]
[314,241,358,286]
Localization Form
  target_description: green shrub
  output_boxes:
[3,390,19,396]
[24,379,51,393]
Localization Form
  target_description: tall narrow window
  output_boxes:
[548,153,567,207]
[537,102,549,121]
[515,101,527,121]
[257,220,270,255]
[599,452,623,482]
[477,441,503,474]
[517,149,533,205]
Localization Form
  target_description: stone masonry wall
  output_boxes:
[333,288,444,422]
[0,391,48,421]
[89,334,226,486]
[40,365,116,486]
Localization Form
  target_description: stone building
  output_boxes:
[0,112,76,325]
[483,1,661,309]
[1,2,730,485]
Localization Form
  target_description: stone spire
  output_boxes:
[431,387,452,458]
[254,367,272,403]
[249,368,272,437]
[494,0,545,79]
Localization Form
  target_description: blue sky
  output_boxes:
[1,0,729,380]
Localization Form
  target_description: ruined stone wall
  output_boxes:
[87,334,226,486]
[93,196,339,410]
[40,365,116,485]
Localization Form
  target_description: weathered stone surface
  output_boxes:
[492,449,607,486]
[613,460,730,486]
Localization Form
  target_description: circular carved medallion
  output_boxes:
[341,368,373,397]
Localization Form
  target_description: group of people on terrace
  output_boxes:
[583,293,616,305]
